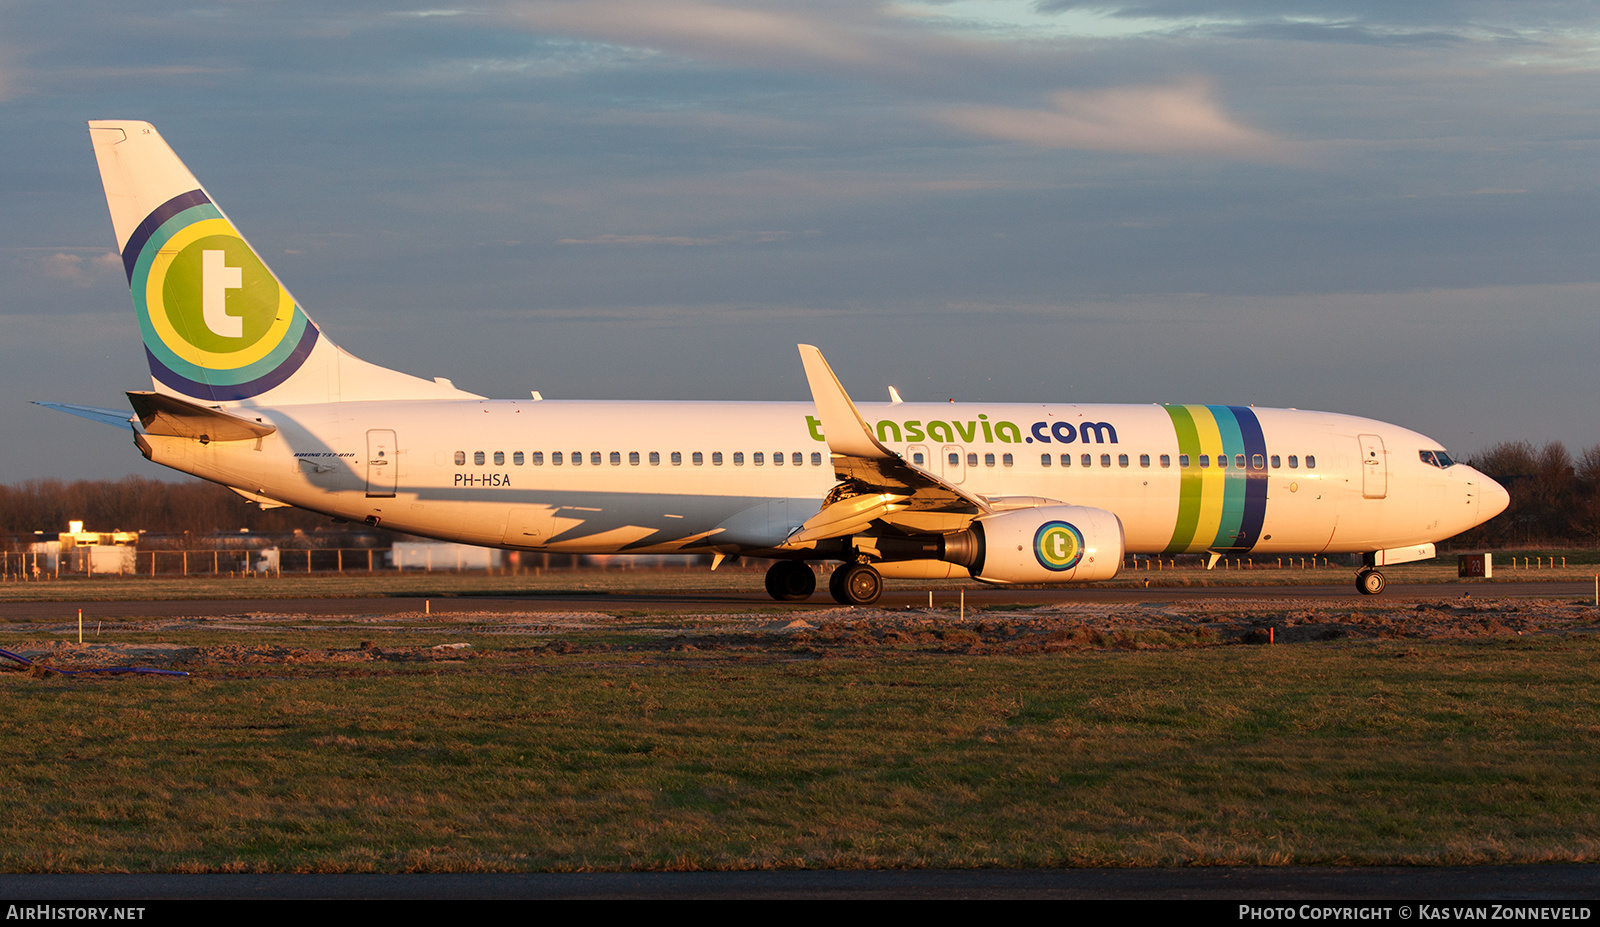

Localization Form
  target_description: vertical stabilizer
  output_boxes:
[88,121,479,405]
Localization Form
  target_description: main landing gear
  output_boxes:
[829,562,883,606]
[1356,568,1386,596]
[763,560,816,601]
[762,560,885,606]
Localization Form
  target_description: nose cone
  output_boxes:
[1479,472,1510,522]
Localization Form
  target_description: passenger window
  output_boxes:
[753,452,764,466]
[1159,454,1170,468]
[1252,454,1264,470]
[772,452,782,466]
[1041,453,1051,467]
[949,453,960,467]
[1288,455,1298,469]
[1002,453,1013,467]
[916,452,928,466]
[513,451,524,466]
[591,451,603,466]
[1199,455,1209,469]
[454,451,465,466]
[1140,454,1150,468]
[571,451,582,466]
[811,453,822,466]
[712,452,723,465]
[628,452,640,466]
[552,452,563,465]
[648,451,659,466]
[1270,455,1280,468]
[1061,454,1071,467]
[967,453,978,467]
[792,452,802,466]
[1306,455,1317,469]
[493,451,505,466]
[1081,454,1091,468]
[1236,454,1247,470]
[734,452,745,466]
[1118,454,1129,468]
[692,451,703,466]
[1100,454,1111,468]
[531,452,543,465]
[609,451,621,466]
[1179,454,1189,469]
[984,453,995,467]
[474,451,485,466]
[1218,455,1228,470]
[671,451,683,466]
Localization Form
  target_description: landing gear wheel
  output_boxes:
[1356,569,1386,596]
[829,562,883,606]
[764,561,816,601]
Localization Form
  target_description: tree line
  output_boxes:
[1459,441,1600,548]
[0,476,326,547]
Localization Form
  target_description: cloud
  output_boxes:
[940,79,1301,161]
[497,0,883,70]
[557,230,795,245]
[38,252,123,288]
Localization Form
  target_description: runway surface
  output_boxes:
[0,580,1588,621]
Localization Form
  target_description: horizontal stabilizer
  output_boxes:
[126,391,277,442]
[32,401,134,429]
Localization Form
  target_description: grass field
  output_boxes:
[3,598,1599,872]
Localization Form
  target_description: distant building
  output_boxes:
[30,521,139,574]
[389,541,503,571]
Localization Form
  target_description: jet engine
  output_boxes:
[942,505,1125,584]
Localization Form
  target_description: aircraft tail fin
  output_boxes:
[87,121,479,405]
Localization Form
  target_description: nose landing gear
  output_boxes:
[1356,568,1386,595]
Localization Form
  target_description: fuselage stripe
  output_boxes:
[1161,404,1268,554]
[1163,405,1203,552]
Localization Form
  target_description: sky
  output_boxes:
[5,0,1600,482]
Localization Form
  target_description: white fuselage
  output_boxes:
[140,398,1504,559]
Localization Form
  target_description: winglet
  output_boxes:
[798,345,893,460]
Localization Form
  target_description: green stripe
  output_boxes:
[1211,405,1247,548]
[1163,405,1203,553]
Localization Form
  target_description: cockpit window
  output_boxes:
[1419,450,1456,469]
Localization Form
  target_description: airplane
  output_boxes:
[40,120,1510,605]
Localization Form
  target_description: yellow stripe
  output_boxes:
[1189,407,1227,547]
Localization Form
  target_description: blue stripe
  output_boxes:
[145,324,319,402]
[1229,406,1269,550]
[121,189,211,281]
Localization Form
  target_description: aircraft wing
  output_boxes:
[791,345,992,543]
[32,401,135,429]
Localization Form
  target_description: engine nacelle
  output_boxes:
[946,505,1124,585]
